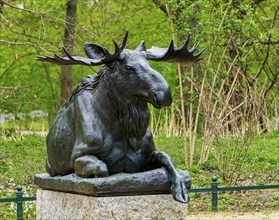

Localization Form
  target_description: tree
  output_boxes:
[152,0,204,167]
[0,0,171,124]
[60,0,77,104]
[152,0,279,169]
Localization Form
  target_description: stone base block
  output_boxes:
[36,189,187,220]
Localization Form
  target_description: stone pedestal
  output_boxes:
[35,169,190,220]
[36,189,187,220]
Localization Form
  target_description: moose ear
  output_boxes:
[135,40,146,52]
[84,43,109,60]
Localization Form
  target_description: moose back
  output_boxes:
[37,31,203,203]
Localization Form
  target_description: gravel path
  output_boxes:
[187,211,279,220]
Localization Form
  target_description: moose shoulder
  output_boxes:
[37,31,203,204]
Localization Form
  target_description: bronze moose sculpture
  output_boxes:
[37,31,203,204]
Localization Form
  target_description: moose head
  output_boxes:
[37,31,203,109]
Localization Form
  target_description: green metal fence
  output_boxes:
[188,176,279,212]
[0,185,36,220]
[0,176,278,219]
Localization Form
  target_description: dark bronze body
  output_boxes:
[37,31,203,203]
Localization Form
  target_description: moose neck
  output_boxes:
[96,71,150,140]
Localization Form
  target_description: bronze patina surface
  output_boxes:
[36,31,203,203]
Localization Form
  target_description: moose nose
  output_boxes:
[154,87,172,108]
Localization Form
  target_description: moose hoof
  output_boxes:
[171,175,190,204]
[74,155,108,178]
[94,164,109,177]
[171,170,191,204]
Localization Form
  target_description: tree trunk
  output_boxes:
[0,0,4,16]
[60,0,77,104]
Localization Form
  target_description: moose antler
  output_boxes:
[36,31,129,66]
[139,33,204,64]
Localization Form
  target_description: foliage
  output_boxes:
[152,0,279,168]
[0,2,278,216]
[155,130,279,187]
[0,85,38,115]
[155,131,279,212]
[0,0,278,218]
[0,135,45,219]
[0,132,278,218]
[0,0,173,121]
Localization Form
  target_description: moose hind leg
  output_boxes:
[46,157,58,177]
[74,155,109,178]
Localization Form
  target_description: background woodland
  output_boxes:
[0,0,278,175]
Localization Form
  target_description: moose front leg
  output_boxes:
[149,151,191,203]
[74,155,109,178]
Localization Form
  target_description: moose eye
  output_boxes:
[125,66,135,73]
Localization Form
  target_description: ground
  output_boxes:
[188,211,279,220]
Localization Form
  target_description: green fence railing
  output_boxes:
[188,176,279,212]
[0,185,36,220]
[0,176,278,219]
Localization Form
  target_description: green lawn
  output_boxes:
[0,131,278,219]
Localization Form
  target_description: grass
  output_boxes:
[0,131,278,219]
[0,135,45,219]
[155,131,279,212]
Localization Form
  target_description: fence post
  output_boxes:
[16,185,23,220]
[211,176,218,212]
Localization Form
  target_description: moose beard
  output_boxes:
[109,92,150,140]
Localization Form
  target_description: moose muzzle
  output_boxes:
[153,87,172,109]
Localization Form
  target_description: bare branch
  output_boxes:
[0,52,36,80]
[152,0,168,15]
[0,40,53,53]
[251,36,271,85]
[1,0,72,31]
